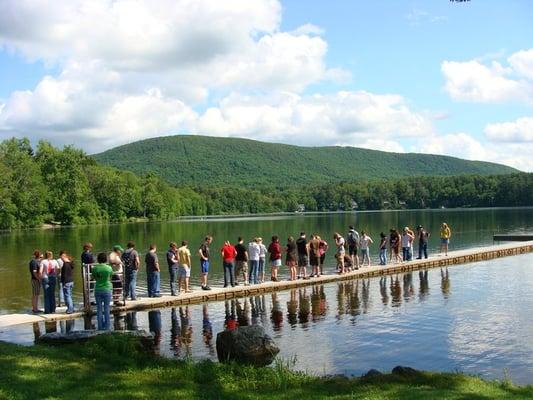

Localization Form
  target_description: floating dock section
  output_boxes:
[1,240,532,328]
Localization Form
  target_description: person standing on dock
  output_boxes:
[109,245,124,305]
[296,232,309,279]
[146,244,161,297]
[81,242,95,266]
[39,251,59,314]
[198,235,213,291]
[234,237,248,285]
[379,232,388,265]
[318,236,328,276]
[178,241,193,293]
[268,236,282,281]
[309,234,321,277]
[440,223,452,256]
[359,231,374,266]
[221,240,237,287]
[167,242,179,295]
[258,237,268,283]
[390,229,402,263]
[122,241,140,301]
[92,252,113,330]
[248,238,261,285]
[347,225,360,270]
[285,236,297,281]
[401,228,415,261]
[30,250,42,313]
[58,251,75,314]
[416,225,430,259]
[334,233,346,273]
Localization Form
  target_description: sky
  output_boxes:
[0,0,532,170]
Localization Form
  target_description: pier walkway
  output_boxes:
[1,240,532,329]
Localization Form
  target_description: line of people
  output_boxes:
[28,222,452,329]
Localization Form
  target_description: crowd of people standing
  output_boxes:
[29,222,452,330]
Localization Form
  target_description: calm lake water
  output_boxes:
[1,208,533,383]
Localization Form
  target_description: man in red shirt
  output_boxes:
[221,241,237,287]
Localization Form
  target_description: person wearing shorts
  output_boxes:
[440,222,452,256]
[334,233,346,273]
[309,234,321,277]
[318,237,328,275]
[296,232,309,279]
[268,235,282,281]
[234,237,248,285]
[285,236,297,281]
[178,241,193,293]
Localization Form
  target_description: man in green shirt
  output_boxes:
[92,253,113,330]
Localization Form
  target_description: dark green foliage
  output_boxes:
[0,136,531,229]
[94,135,517,187]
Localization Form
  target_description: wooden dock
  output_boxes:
[1,240,532,329]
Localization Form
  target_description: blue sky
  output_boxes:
[0,0,532,170]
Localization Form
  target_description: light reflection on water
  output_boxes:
[2,253,533,384]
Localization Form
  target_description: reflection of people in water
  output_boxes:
[403,273,415,301]
[180,306,193,357]
[202,304,214,354]
[126,312,138,330]
[270,293,283,330]
[224,300,238,331]
[148,310,162,351]
[235,299,250,327]
[170,308,182,356]
[379,277,389,306]
[440,268,450,298]
[45,321,57,333]
[298,288,310,325]
[114,312,126,331]
[419,270,429,300]
[361,279,370,312]
[250,296,260,325]
[286,290,298,327]
[390,275,402,307]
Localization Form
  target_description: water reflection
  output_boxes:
[441,268,450,298]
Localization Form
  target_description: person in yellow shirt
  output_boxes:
[440,222,452,256]
[177,241,193,293]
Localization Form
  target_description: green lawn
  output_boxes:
[0,334,531,400]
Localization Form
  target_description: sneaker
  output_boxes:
[203,286,212,290]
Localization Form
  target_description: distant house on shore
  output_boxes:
[295,204,305,213]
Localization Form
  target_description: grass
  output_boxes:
[0,334,532,400]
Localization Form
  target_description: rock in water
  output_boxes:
[216,325,280,366]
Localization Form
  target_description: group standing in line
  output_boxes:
[28,222,451,330]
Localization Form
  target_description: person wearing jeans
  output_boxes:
[92,252,113,330]
[221,241,236,287]
[59,250,75,313]
[379,232,388,265]
[39,251,59,314]
[248,238,260,284]
[166,242,179,295]
[145,244,161,297]
[122,241,140,301]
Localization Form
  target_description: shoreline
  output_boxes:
[1,206,532,233]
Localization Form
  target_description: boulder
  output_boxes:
[216,325,280,366]
[362,369,383,379]
[36,330,154,351]
[391,365,420,377]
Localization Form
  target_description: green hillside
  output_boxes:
[93,135,517,187]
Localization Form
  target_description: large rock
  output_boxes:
[391,365,420,377]
[216,325,280,366]
[36,330,154,351]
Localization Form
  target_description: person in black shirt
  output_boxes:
[416,225,430,259]
[29,250,42,313]
[198,235,213,291]
[59,250,75,313]
[296,232,309,279]
[81,242,95,266]
[234,237,248,285]
[167,242,179,295]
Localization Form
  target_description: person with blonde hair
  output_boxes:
[440,222,452,256]
[334,233,346,273]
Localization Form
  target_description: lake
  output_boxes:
[1,208,533,384]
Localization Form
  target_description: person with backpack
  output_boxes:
[416,225,431,259]
[347,225,360,270]
[39,250,59,314]
[122,241,140,301]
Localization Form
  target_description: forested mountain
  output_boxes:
[0,137,530,229]
[93,135,517,187]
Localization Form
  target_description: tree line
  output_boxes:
[0,137,531,229]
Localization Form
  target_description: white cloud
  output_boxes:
[441,49,533,103]
[416,132,532,172]
[484,116,533,143]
